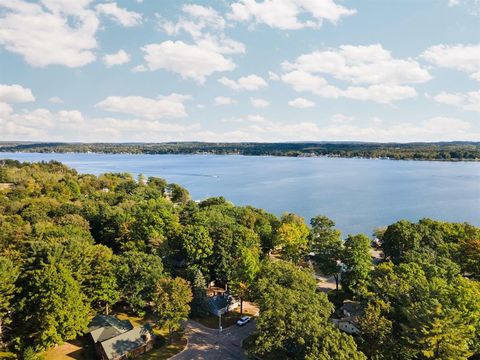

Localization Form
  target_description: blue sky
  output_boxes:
[0,0,479,142]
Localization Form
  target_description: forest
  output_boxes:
[0,159,479,359]
[1,141,480,161]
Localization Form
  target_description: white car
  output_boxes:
[237,316,251,326]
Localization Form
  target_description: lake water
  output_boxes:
[1,152,479,237]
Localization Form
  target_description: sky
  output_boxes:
[0,0,479,143]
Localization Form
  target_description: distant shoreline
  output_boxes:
[1,150,480,163]
[1,141,479,161]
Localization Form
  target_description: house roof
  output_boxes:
[100,326,152,360]
[88,315,133,333]
[88,315,134,343]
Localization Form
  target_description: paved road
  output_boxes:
[170,319,255,360]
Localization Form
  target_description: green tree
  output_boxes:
[20,262,89,350]
[274,214,310,263]
[253,260,364,359]
[167,183,190,204]
[0,257,19,349]
[381,220,421,263]
[310,215,343,290]
[230,246,260,315]
[182,225,213,276]
[83,245,119,315]
[341,234,372,297]
[153,277,192,343]
[114,251,164,313]
[190,270,209,317]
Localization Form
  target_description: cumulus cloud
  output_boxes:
[103,49,131,67]
[215,96,236,105]
[288,97,315,108]
[142,41,235,83]
[429,90,480,112]
[143,4,243,82]
[96,93,191,120]
[0,0,99,67]
[228,0,356,30]
[49,96,64,104]
[280,44,429,103]
[218,75,268,91]
[95,2,142,27]
[0,84,35,103]
[0,106,203,142]
[283,44,431,85]
[250,98,270,108]
[421,44,480,81]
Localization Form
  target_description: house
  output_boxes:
[331,300,363,335]
[87,315,155,360]
[206,285,239,317]
[332,317,361,335]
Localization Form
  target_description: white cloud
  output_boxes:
[228,0,356,30]
[95,2,142,27]
[247,114,266,123]
[218,75,268,91]
[446,0,480,15]
[142,41,235,83]
[48,96,63,104]
[0,0,98,67]
[429,90,480,112]
[215,96,236,105]
[250,98,270,108]
[269,71,280,80]
[283,44,431,85]
[158,4,245,55]
[96,93,191,120]
[141,5,245,83]
[288,97,315,108]
[0,84,35,103]
[331,113,354,123]
[280,44,429,103]
[103,49,131,67]
[421,44,480,81]
[199,116,479,142]
[131,65,147,73]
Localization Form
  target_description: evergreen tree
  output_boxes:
[190,270,209,317]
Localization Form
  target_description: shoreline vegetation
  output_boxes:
[1,141,480,161]
[0,160,479,359]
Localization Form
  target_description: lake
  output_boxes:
[1,152,479,236]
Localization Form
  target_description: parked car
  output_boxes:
[237,316,251,326]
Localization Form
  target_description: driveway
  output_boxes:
[170,319,255,360]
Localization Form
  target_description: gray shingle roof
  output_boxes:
[100,326,152,360]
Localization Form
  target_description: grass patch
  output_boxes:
[139,336,187,360]
[41,338,94,360]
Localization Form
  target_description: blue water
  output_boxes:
[1,152,479,237]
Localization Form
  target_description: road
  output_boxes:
[170,319,255,360]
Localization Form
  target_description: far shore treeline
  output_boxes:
[1,141,480,161]
[0,159,479,359]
